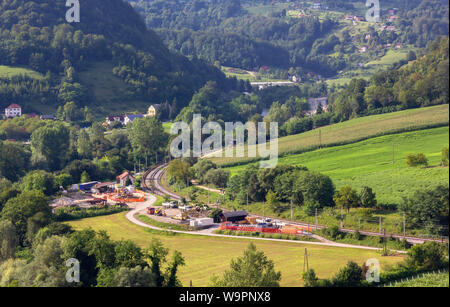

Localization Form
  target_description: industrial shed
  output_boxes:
[220,210,248,223]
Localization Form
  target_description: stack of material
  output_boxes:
[50,197,75,208]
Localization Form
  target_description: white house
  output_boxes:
[5,104,22,118]
[124,114,144,126]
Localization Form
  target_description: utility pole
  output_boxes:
[319,130,322,149]
[246,191,249,206]
[262,200,265,219]
[379,217,382,235]
[403,212,406,239]
[340,205,343,228]
[315,208,318,230]
[383,229,387,256]
[303,248,309,273]
[392,143,395,164]
[290,200,293,221]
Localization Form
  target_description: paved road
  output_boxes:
[124,191,404,252]
[143,163,448,245]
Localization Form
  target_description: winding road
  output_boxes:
[139,163,448,246]
[121,163,411,252]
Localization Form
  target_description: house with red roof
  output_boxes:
[116,171,135,187]
[5,104,22,118]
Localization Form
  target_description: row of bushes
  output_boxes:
[319,226,411,250]
[54,205,128,221]
[214,229,318,242]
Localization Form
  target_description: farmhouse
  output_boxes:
[4,104,22,118]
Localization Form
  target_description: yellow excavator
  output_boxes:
[172,212,188,221]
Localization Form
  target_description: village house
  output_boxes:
[354,16,365,22]
[40,115,56,121]
[116,171,135,187]
[4,104,22,118]
[359,46,369,53]
[389,15,398,22]
[146,104,161,118]
[105,115,124,126]
[307,97,329,115]
[124,114,144,126]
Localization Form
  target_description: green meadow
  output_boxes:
[67,213,404,287]
[211,104,449,167]
[0,65,43,79]
[225,127,449,205]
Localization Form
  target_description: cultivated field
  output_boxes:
[67,213,404,287]
[387,272,449,287]
[210,104,449,166]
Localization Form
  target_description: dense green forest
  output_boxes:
[129,0,448,77]
[129,0,343,75]
[0,0,248,116]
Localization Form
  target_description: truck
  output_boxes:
[190,218,214,229]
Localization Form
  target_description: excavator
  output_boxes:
[172,212,188,221]
[147,207,166,217]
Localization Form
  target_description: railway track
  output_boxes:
[142,163,448,245]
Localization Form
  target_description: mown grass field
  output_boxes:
[66,213,404,287]
[387,272,449,287]
[210,104,449,167]
[0,65,43,79]
[225,126,449,205]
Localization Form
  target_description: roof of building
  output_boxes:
[6,104,21,109]
[40,115,55,119]
[117,172,130,180]
[222,210,248,219]
[93,182,115,189]
[150,104,162,111]
[125,114,144,121]
[106,115,124,120]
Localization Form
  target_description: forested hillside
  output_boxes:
[0,0,247,117]
[331,37,449,121]
[129,0,449,78]
[129,0,342,75]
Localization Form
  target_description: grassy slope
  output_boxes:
[0,65,43,79]
[78,62,148,119]
[66,212,403,287]
[225,127,449,204]
[211,104,449,166]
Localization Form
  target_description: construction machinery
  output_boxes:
[172,212,188,221]
[147,207,166,216]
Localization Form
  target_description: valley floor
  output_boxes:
[67,213,404,287]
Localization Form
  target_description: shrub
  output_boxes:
[406,153,428,167]
[441,147,449,166]
[353,230,362,241]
